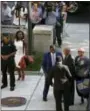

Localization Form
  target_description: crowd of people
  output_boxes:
[1,33,90,110]
[42,45,90,111]
[1,31,33,91]
[1,1,90,111]
[1,1,69,47]
[1,1,70,91]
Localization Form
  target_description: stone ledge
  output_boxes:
[33,25,54,35]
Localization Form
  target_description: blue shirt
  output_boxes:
[45,11,57,26]
[56,6,61,20]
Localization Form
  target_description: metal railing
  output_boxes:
[1,25,27,34]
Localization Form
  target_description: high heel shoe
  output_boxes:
[21,74,25,81]
[17,73,21,81]
[17,77,21,81]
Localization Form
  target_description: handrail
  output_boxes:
[1,25,26,29]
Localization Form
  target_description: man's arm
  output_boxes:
[64,65,72,77]
[7,7,12,17]
[42,53,47,74]
[8,52,16,58]
[71,57,76,77]
[8,42,17,58]
[11,6,16,15]
[63,65,72,81]
[48,67,54,86]
[1,52,16,60]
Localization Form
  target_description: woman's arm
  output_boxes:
[23,40,28,55]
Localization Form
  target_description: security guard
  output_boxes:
[1,33,17,91]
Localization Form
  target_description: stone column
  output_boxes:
[33,25,54,53]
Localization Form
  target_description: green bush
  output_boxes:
[26,52,43,71]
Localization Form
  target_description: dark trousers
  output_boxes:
[55,25,62,47]
[32,20,43,29]
[69,80,75,105]
[43,77,50,99]
[41,18,45,24]
[1,59,15,87]
[53,26,56,45]
[54,89,70,111]
[32,23,36,29]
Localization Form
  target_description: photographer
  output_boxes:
[45,2,63,47]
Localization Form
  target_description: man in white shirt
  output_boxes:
[1,2,13,25]
[51,51,56,66]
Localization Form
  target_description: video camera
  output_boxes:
[45,2,55,12]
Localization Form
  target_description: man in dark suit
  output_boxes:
[48,56,72,111]
[1,34,17,91]
[42,45,63,101]
[63,47,76,105]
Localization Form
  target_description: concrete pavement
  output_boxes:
[62,23,89,57]
[1,74,87,111]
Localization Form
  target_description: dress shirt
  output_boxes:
[51,52,56,66]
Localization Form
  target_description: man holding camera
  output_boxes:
[45,2,63,47]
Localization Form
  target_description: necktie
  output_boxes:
[52,53,55,66]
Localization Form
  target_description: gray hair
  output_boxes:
[64,47,71,51]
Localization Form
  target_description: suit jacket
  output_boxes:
[48,63,72,90]
[63,54,76,105]
[42,51,63,76]
[63,54,76,79]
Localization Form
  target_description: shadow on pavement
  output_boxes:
[67,6,90,23]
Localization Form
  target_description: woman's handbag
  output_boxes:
[18,55,34,69]
[24,56,34,66]
[76,78,90,96]
[77,68,89,77]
